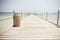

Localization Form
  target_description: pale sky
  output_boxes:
[0,0,60,13]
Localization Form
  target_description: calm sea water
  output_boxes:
[0,12,30,20]
[0,12,13,15]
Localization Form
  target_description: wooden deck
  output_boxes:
[0,14,60,40]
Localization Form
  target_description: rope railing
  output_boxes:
[36,10,60,27]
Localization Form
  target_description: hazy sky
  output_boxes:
[0,0,60,13]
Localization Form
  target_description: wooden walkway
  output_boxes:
[0,14,60,40]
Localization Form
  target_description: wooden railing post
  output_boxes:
[57,10,60,26]
[46,12,48,20]
[42,13,43,19]
[13,10,15,14]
